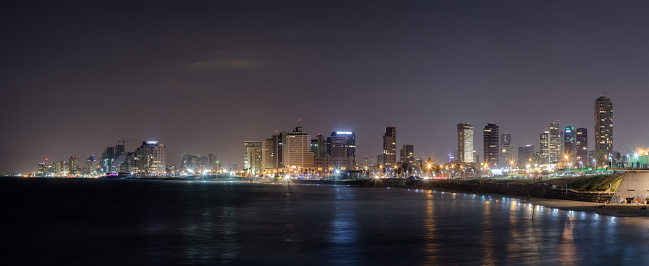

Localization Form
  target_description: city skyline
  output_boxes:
[2,1,649,173]
[7,94,640,174]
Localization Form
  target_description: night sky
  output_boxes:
[2,1,649,173]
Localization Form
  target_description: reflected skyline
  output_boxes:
[2,179,649,264]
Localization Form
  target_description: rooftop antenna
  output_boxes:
[298,118,301,127]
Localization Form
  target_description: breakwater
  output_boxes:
[295,178,614,203]
[413,180,614,203]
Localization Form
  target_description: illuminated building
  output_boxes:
[595,96,613,160]
[383,126,397,166]
[564,126,576,162]
[311,134,326,158]
[134,141,166,175]
[327,131,356,169]
[262,139,274,169]
[400,144,414,164]
[548,121,562,163]
[272,132,286,169]
[457,123,474,163]
[282,126,314,169]
[68,156,80,175]
[540,131,549,163]
[244,141,263,173]
[483,123,500,166]
[86,154,100,175]
[500,133,513,165]
[576,128,588,163]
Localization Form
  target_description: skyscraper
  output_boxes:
[383,126,396,166]
[68,156,79,175]
[400,144,414,164]
[282,126,314,169]
[327,131,356,169]
[311,134,326,158]
[518,145,535,167]
[500,133,513,165]
[134,141,166,175]
[595,96,613,160]
[483,123,500,167]
[564,126,576,162]
[540,131,549,163]
[244,141,263,173]
[271,132,286,169]
[576,128,588,164]
[548,121,561,163]
[457,123,474,163]
[261,139,274,169]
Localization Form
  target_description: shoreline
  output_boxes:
[5,177,648,218]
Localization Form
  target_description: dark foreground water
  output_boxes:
[1,178,648,265]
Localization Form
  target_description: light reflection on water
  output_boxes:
[3,180,649,265]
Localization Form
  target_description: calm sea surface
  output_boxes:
[1,178,648,265]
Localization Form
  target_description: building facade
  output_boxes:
[244,141,263,173]
[518,145,535,167]
[282,126,314,169]
[135,141,166,175]
[564,126,576,163]
[457,123,474,163]
[576,128,588,164]
[383,126,397,166]
[540,131,549,163]
[500,133,513,166]
[327,131,356,170]
[483,123,500,167]
[548,121,562,163]
[595,96,613,160]
[400,144,414,164]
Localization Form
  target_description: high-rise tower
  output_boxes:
[383,126,396,166]
[548,121,561,163]
[500,133,513,165]
[576,128,588,164]
[564,126,576,162]
[483,123,500,167]
[540,131,549,163]
[457,123,474,163]
[595,96,613,160]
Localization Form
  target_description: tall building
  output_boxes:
[483,123,500,167]
[327,131,356,169]
[135,141,166,175]
[101,146,115,173]
[282,126,314,169]
[68,156,79,175]
[564,126,576,162]
[244,141,263,173]
[595,96,613,160]
[400,144,414,164]
[518,145,535,167]
[208,153,218,171]
[548,121,562,163]
[576,128,588,164]
[457,123,474,163]
[382,126,397,166]
[261,139,274,169]
[311,134,326,158]
[271,132,286,169]
[500,133,513,165]
[86,154,100,175]
[539,131,549,163]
